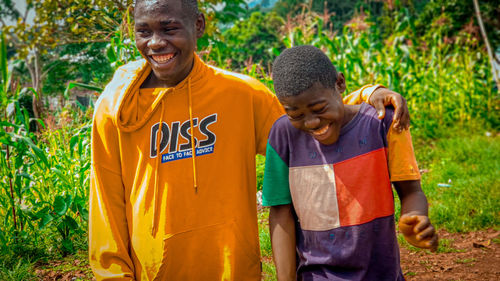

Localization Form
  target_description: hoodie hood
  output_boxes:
[116,53,207,133]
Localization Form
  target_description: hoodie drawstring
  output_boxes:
[151,79,198,236]
[187,77,199,193]
[152,100,165,236]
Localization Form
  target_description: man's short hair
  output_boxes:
[134,0,199,19]
[181,0,199,18]
[272,45,338,98]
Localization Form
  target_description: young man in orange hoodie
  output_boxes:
[89,0,411,280]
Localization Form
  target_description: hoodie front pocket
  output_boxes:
[153,221,244,281]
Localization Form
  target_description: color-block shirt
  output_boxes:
[262,103,420,281]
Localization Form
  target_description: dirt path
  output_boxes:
[401,229,500,281]
[35,229,500,281]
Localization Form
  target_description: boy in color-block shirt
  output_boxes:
[263,45,438,281]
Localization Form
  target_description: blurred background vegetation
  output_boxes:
[0,0,499,279]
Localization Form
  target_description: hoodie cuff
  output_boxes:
[362,84,386,105]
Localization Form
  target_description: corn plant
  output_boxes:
[0,32,92,257]
[106,8,141,70]
[0,107,91,256]
[32,119,91,254]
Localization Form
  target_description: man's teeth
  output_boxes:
[152,54,174,63]
[312,125,329,136]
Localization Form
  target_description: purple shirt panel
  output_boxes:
[297,216,404,281]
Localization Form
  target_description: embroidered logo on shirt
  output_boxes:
[150,113,217,163]
[309,151,317,159]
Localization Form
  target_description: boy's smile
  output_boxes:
[279,77,350,145]
[134,0,205,88]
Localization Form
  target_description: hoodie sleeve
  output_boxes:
[252,84,285,155]
[89,95,135,280]
[342,84,385,105]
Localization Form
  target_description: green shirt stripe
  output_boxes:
[262,141,292,206]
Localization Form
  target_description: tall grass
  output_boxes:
[0,106,91,265]
[414,134,500,232]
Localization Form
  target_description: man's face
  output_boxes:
[134,0,205,87]
[279,81,346,145]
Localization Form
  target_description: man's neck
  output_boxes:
[140,59,195,88]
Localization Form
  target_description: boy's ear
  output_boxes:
[336,72,346,94]
[195,13,206,39]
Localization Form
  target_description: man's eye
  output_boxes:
[136,30,151,36]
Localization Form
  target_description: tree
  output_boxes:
[0,0,132,121]
[221,11,285,71]
[1,0,251,120]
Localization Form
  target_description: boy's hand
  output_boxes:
[398,214,438,251]
[369,88,410,132]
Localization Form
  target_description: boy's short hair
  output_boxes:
[135,0,199,18]
[272,45,338,98]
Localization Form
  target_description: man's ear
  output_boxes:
[196,13,206,39]
[336,72,346,94]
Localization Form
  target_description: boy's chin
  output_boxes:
[314,134,339,145]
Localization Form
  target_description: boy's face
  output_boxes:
[134,0,205,87]
[278,75,346,145]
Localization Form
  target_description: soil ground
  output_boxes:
[35,229,500,281]
[400,228,500,281]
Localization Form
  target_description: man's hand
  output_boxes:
[369,88,410,132]
[399,214,439,251]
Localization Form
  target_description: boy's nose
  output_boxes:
[148,34,167,49]
[304,116,320,129]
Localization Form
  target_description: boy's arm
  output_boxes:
[343,85,410,131]
[269,204,296,281]
[394,180,438,251]
[384,110,438,251]
[262,124,296,280]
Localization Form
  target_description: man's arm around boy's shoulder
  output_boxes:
[343,85,410,132]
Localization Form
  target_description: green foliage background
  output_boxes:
[0,0,498,279]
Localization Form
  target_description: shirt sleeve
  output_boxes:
[385,118,421,182]
[262,125,292,206]
[343,84,385,105]
[89,97,135,280]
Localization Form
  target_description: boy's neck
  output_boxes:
[341,104,361,128]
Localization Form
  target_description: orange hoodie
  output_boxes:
[89,54,381,280]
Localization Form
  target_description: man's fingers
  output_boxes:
[374,99,385,119]
[391,95,409,131]
[400,97,410,130]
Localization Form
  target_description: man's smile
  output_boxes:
[151,53,176,64]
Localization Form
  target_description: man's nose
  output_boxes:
[148,33,167,49]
